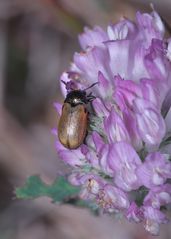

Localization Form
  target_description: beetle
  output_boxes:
[58,82,97,149]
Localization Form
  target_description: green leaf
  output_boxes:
[15,175,80,203]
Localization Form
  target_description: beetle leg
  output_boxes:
[87,92,93,97]
[87,92,96,102]
[87,92,96,101]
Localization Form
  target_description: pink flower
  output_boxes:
[126,202,144,223]
[137,152,171,188]
[55,8,171,235]
[143,206,169,235]
[108,142,142,191]
[99,184,130,212]
[55,138,87,167]
[144,184,171,208]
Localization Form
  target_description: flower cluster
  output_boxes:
[54,9,171,235]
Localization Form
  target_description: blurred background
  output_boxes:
[0,0,171,238]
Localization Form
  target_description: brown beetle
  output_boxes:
[58,82,97,149]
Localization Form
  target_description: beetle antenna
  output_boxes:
[83,82,98,91]
[61,80,67,86]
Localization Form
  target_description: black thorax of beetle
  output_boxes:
[64,90,95,106]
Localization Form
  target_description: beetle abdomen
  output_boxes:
[58,103,88,149]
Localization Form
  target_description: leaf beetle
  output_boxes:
[58,81,98,149]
